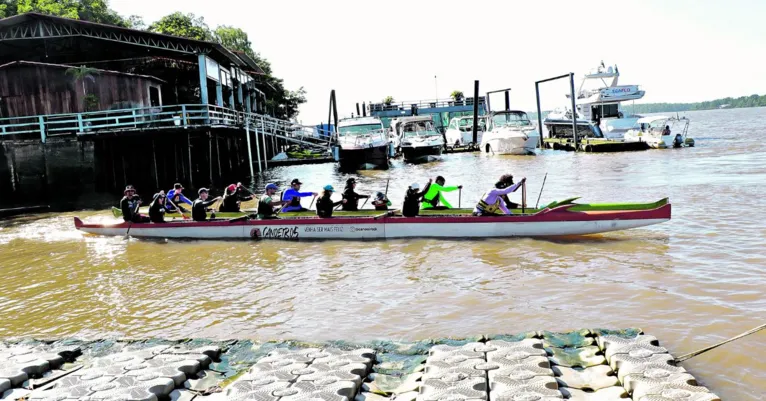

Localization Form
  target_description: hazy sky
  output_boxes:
[112,0,766,124]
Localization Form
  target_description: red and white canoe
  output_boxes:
[74,203,671,240]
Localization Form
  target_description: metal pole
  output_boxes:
[472,80,479,144]
[569,73,578,151]
[504,90,510,111]
[245,118,255,179]
[261,116,268,169]
[535,82,543,148]
[254,118,262,173]
[356,103,360,116]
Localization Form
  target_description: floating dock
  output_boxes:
[544,138,650,152]
[1,329,720,401]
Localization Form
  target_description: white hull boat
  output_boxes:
[624,116,694,149]
[482,111,540,155]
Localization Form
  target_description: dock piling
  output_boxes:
[535,83,543,148]
[472,80,480,144]
[245,119,255,180]
[569,73,578,151]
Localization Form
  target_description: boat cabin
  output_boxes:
[488,111,533,130]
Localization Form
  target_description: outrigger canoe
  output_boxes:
[110,197,670,220]
[80,198,671,240]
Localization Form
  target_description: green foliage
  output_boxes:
[383,96,394,105]
[623,94,766,114]
[450,90,464,101]
[214,26,254,58]
[12,0,128,26]
[84,94,99,111]
[147,12,212,41]
[66,65,99,97]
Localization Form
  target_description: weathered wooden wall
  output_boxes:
[0,62,161,118]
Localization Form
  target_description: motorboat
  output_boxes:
[624,116,694,149]
[444,115,488,149]
[391,116,444,162]
[545,61,645,140]
[76,198,671,240]
[334,116,390,169]
[481,111,540,155]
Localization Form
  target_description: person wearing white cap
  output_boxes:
[402,179,432,217]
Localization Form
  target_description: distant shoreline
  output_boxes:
[528,94,765,119]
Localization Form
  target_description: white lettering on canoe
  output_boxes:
[349,226,378,233]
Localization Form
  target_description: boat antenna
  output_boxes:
[535,172,548,209]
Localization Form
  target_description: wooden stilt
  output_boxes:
[187,132,193,187]
[152,139,159,190]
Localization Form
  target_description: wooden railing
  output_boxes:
[0,104,333,149]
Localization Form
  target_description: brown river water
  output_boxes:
[1,107,765,399]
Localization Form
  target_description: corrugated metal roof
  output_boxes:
[0,60,166,83]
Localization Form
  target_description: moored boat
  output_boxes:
[333,116,390,170]
[624,115,694,149]
[391,116,445,163]
[81,199,671,240]
[481,111,540,155]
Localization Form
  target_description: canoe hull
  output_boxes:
[77,203,671,240]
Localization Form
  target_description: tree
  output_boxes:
[148,12,212,41]
[12,0,129,26]
[66,65,100,106]
[16,0,79,19]
[383,96,394,106]
[450,90,464,101]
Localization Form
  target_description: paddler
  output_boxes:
[473,174,526,216]
[282,178,318,212]
[402,179,432,217]
[421,176,462,210]
[166,183,192,213]
[371,192,392,211]
[192,188,222,222]
[148,191,167,223]
[219,183,254,213]
[120,185,150,223]
[341,178,370,211]
[257,183,289,219]
[316,185,347,218]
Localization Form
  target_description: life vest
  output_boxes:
[476,193,503,215]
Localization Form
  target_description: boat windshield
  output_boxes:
[458,118,486,132]
[402,121,437,137]
[492,112,532,128]
[338,124,383,136]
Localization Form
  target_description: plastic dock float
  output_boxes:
[544,138,650,152]
[1,330,721,401]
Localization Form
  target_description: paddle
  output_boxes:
[458,187,462,208]
[360,196,370,210]
[165,197,190,220]
[535,173,548,209]
[308,195,317,210]
[373,209,397,220]
[521,181,526,214]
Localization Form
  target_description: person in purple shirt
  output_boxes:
[166,183,193,212]
[281,178,318,212]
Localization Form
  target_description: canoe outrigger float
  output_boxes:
[82,198,671,240]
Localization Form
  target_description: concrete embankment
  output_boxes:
[1,329,720,401]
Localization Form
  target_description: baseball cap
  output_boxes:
[227,184,237,192]
[198,187,209,195]
[410,182,420,190]
[124,185,136,193]
[346,177,356,184]
[323,185,334,192]
[266,183,278,190]
[173,183,183,190]
[291,178,303,185]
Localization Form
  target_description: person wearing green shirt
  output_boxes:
[421,176,462,209]
[257,183,289,219]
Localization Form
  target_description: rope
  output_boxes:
[674,323,766,363]
[189,385,223,396]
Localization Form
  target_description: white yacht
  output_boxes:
[545,61,645,140]
[335,117,390,169]
[390,116,444,163]
[444,115,488,148]
[624,115,694,149]
[481,111,540,155]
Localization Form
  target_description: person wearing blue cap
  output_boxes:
[316,185,347,218]
[257,183,288,219]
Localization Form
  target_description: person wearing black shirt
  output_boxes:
[341,178,369,211]
[219,183,254,213]
[148,192,167,223]
[120,185,150,223]
[402,179,432,217]
[192,188,222,221]
[316,185,346,218]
